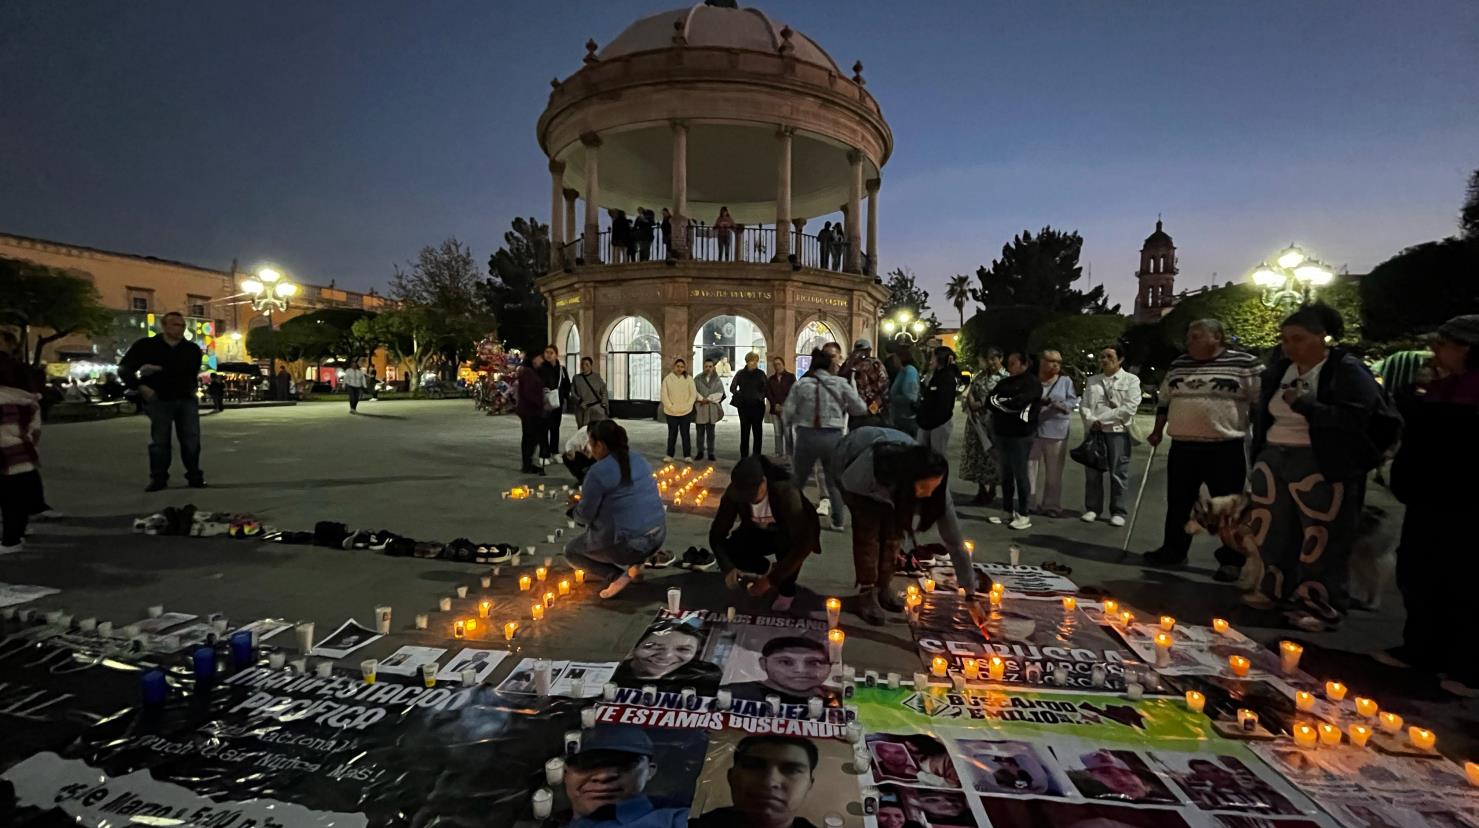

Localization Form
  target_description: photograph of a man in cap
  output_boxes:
[708,455,821,615]
[692,735,819,828]
[556,724,689,828]
[722,636,836,706]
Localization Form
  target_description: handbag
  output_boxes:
[1070,432,1110,471]
[543,387,560,411]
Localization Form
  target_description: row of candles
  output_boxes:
[415,560,589,644]
[655,464,716,508]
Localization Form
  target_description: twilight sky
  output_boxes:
[2,1,1475,313]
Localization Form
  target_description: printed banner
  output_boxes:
[307,619,381,659]
[438,647,508,683]
[0,583,60,607]
[1255,743,1479,828]
[499,659,616,697]
[689,722,863,827]
[972,563,1080,596]
[374,645,446,677]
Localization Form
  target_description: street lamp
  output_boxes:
[1249,244,1334,309]
[242,266,298,327]
[880,309,927,344]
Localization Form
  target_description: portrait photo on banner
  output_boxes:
[689,729,860,828]
[717,614,835,707]
[877,782,979,827]
[955,738,1069,797]
[543,722,709,827]
[612,612,724,693]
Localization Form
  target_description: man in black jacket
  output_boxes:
[709,456,821,614]
[539,344,573,467]
[118,312,206,491]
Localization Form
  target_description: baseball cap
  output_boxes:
[1435,314,1479,346]
[571,725,654,765]
[853,338,872,351]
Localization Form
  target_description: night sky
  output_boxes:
[2,1,1475,310]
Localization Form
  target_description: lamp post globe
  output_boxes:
[1249,244,1335,309]
[243,265,297,329]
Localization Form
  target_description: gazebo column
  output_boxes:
[865,177,880,277]
[791,217,807,266]
[844,150,864,273]
[581,132,602,264]
[773,127,793,262]
[671,120,689,257]
[549,160,566,268]
[563,188,579,246]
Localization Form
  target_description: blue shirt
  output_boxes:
[570,796,689,828]
[574,451,665,541]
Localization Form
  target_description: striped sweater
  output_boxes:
[1156,349,1263,441]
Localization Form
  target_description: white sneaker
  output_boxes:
[1008,514,1032,530]
[662,456,673,462]
[1080,512,1097,523]
[0,541,23,555]
[816,498,832,517]
[1109,515,1126,527]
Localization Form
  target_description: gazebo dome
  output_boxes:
[598,3,840,72]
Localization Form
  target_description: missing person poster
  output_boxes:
[539,718,709,827]
[689,726,863,827]
[1254,743,1479,828]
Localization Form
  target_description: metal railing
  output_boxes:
[554,225,859,273]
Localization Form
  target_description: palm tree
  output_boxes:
[945,274,972,328]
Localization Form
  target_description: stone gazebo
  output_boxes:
[535,1,892,414]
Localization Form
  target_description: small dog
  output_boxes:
[1184,483,1396,609]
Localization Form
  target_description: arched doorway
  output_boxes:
[604,316,662,412]
[692,314,767,413]
[559,321,581,377]
[794,318,842,375]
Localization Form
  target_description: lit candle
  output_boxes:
[922,578,936,593]
[1102,599,1119,616]
[465,618,477,633]
[962,658,979,680]
[1355,697,1379,718]
[1119,610,1135,627]
[1318,723,1342,746]
[1295,691,1316,712]
[1154,632,1173,667]
[1211,618,1230,635]
[1465,761,1479,788]
[987,656,1006,680]
[504,621,518,641]
[1408,726,1436,751]
[531,602,544,621]
[826,598,841,628]
[963,540,975,554]
[519,575,532,592]
[930,656,948,677]
[1159,615,1176,632]
[478,600,491,619]
[906,593,923,611]
[543,591,555,608]
[1185,690,1206,713]
[988,591,1003,608]
[1325,680,1347,702]
[989,581,1005,595]
[1228,655,1251,677]
[536,567,548,582]
[906,584,920,599]
[558,579,571,596]
[1062,596,1078,612]
[574,569,585,585]
[828,628,845,662]
[1237,709,1258,732]
[1279,641,1303,674]
[1379,712,1403,734]
[1348,724,1371,747]
[1293,723,1318,749]
[453,620,465,639]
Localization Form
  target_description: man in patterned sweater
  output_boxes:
[1143,319,1263,581]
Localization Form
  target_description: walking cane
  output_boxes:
[1118,442,1159,561]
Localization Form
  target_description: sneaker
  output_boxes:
[1241,591,1276,609]
[1108,515,1126,527]
[662,456,673,463]
[645,549,677,569]
[1008,513,1032,530]
[0,542,22,555]
[188,480,208,489]
[1080,512,1097,523]
[988,514,1007,525]
[856,588,886,626]
[681,456,693,463]
[1142,548,1186,568]
[144,480,167,492]
[486,545,514,565]
[816,498,832,518]
[770,595,795,613]
[682,547,717,572]
[1213,564,1242,583]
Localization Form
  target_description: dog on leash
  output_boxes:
[1184,483,1396,610]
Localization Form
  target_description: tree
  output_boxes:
[1026,313,1131,380]
[970,227,1117,314]
[945,274,972,329]
[0,257,114,365]
[278,309,377,363]
[1461,167,1479,240]
[384,237,496,391]
[956,304,1056,367]
[482,217,551,355]
[1359,238,1478,342]
[880,268,941,326]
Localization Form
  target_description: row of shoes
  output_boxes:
[133,505,272,539]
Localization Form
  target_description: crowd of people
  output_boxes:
[593,204,856,270]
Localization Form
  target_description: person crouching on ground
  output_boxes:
[710,455,821,615]
[0,358,43,554]
[564,420,667,599]
[832,426,977,625]
[561,425,596,484]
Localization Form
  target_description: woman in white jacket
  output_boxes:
[1078,344,1142,526]
[660,357,697,462]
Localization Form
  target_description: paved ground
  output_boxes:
[6,398,1474,759]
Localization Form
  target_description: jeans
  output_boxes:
[771,413,794,456]
[1084,432,1132,517]
[564,524,666,582]
[843,492,900,588]
[717,524,799,597]
[737,400,765,457]
[665,412,693,458]
[696,423,716,457]
[519,413,543,468]
[544,410,562,459]
[1161,439,1247,564]
[916,421,951,456]
[1,470,40,546]
[997,434,1032,516]
[348,386,362,412]
[145,398,203,483]
[1027,436,1068,512]
[793,427,845,528]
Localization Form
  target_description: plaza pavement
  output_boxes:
[6,398,1474,759]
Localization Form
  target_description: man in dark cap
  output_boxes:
[559,725,687,828]
[708,455,820,614]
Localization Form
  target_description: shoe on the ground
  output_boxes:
[1142,548,1186,568]
[1439,678,1479,698]
[0,541,22,555]
[681,546,717,571]
[188,479,208,489]
[878,589,905,613]
[681,456,693,463]
[662,455,673,463]
[1008,513,1032,530]
[1108,515,1126,527]
[1241,591,1276,609]
[856,588,886,626]
[486,544,514,564]
[988,515,1005,525]
[770,594,795,613]
[816,498,831,517]
[1213,564,1242,583]
[1080,511,1097,523]
[1286,610,1337,633]
[144,480,167,492]
[33,509,64,521]
[706,454,716,462]
[645,549,677,568]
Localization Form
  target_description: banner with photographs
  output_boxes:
[913,592,1136,693]
[689,722,864,827]
[1254,743,1479,828]
[972,563,1080,596]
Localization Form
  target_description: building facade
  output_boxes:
[1133,219,1178,323]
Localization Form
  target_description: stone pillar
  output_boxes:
[844,150,864,273]
[549,160,566,268]
[865,177,880,277]
[791,217,807,266]
[671,120,689,256]
[563,188,579,246]
[773,127,793,262]
[581,132,602,263]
